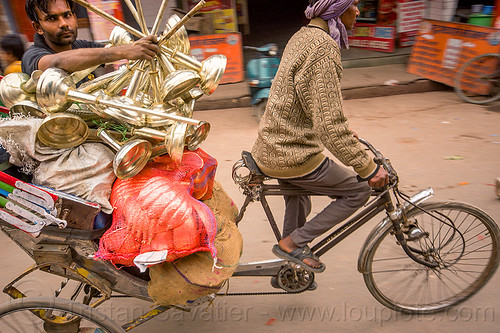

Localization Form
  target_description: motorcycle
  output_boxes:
[244,44,280,121]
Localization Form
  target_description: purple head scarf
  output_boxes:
[305,0,356,49]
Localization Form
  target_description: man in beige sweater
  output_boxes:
[251,0,388,273]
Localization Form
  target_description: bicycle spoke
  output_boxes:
[365,202,498,313]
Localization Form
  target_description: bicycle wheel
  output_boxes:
[363,201,499,314]
[454,53,500,104]
[0,296,124,333]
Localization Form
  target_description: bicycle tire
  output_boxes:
[363,201,499,314]
[0,296,125,333]
[454,53,500,104]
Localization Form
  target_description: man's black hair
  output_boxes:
[0,34,26,60]
[25,0,76,23]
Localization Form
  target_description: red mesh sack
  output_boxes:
[95,149,218,268]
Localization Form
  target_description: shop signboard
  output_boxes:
[348,23,395,52]
[187,0,238,33]
[397,0,425,47]
[397,0,425,33]
[86,0,125,42]
[408,20,500,90]
[189,33,244,84]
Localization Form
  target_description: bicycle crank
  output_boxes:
[273,264,315,293]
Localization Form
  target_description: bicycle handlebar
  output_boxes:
[358,138,398,183]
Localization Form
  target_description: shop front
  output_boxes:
[349,0,498,53]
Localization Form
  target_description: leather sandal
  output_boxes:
[272,244,326,273]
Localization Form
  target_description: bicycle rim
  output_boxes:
[454,53,500,104]
[363,201,499,314]
[0,297,124,333]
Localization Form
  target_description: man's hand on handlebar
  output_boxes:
[368,167,389,188]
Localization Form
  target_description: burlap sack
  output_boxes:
[148,181,243,306]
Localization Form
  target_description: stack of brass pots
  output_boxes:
[0,0,226,179]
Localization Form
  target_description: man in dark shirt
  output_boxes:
[22,0,159,76]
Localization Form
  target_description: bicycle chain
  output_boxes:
[216,290,306,296]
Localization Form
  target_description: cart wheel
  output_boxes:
[0,296,124,333]
[454,53,500,104]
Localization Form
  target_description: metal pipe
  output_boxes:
[135,0,149,36]
[67,90,203,126]
[73,0,144,37]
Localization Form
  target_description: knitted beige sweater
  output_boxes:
[251,25,377,179]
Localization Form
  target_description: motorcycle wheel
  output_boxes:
[253,99,267,123]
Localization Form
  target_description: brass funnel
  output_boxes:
[37,113,89,148]
[97,128,152,179]
[165,121,188,164]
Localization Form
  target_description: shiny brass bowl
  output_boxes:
[163,14,191,55]
[109,26,133,46]
[0,72,35,109]
[167,122,188,165]
[37,113,89,149]
[160,70,201,102]
[10,100,45,118]
[186,121,210,151]
[97,128,152,179]
[114,138,152,179]
[199,55,227,95]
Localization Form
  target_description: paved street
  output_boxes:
[0,90,499,332]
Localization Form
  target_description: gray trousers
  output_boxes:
[278,158,371,247]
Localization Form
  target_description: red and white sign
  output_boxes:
[398,0,426,33]
[348,23,395,52]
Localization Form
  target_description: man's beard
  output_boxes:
[49,28,77,46]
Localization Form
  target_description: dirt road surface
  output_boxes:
[0,91,498,332]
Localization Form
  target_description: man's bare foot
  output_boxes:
[278,236,323,269]
[495,178,500,198]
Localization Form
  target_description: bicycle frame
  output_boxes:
[233,140,435,276]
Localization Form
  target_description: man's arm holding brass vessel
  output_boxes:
[22,0,159,75]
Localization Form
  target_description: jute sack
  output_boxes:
[148,182,243,306]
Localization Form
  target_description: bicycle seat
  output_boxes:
[241,151,264,176]
[240,151,273,185]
